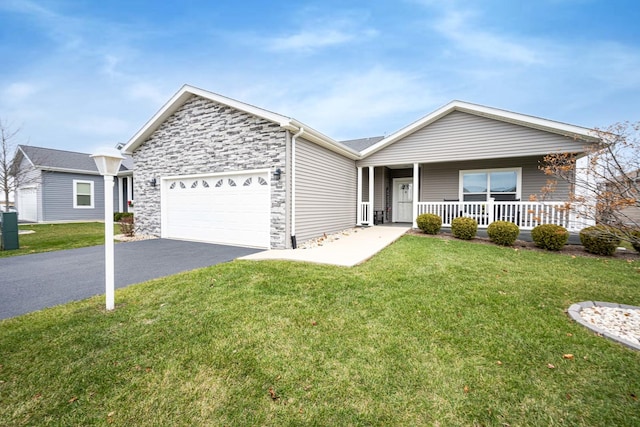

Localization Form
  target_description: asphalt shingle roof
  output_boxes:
[339,136,385,153]
[18,145,132,173]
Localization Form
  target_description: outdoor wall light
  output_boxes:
[149,178,157,187]
[273,168,282,181]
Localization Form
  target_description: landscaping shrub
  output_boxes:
[451,216,477,240]
[119,213,134,237]
[531,224,569,251]
[630,229,640,253]
[487,221,520,246]
[579,225,620,256]
[416,213,442,235]
[114,212,124,222]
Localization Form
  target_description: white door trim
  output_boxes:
[392,178,413,223]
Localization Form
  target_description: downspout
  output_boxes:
[290,127,304,249]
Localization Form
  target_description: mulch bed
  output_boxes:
[406,229,640,261]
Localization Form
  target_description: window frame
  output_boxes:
[73,179,95,209]
[459,167,522,202]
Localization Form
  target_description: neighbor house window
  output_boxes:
[73,180,94,208]
[459,168,521,201]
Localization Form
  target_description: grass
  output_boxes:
[0,222,119,258]
[1,235,639,426]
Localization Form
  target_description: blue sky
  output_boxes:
[1,0,639,154]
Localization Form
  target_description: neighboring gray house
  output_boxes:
[13,145,134,222]
[122,84,601,249]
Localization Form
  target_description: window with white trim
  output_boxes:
[73,180,94,208]
[459,168,521,201]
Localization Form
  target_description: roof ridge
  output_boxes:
[20,144,93,157]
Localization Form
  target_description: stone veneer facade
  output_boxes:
[132,95,288,248]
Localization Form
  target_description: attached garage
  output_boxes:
[161,170,271,248]
[17,187,37,222]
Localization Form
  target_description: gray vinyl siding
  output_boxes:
[295,138,357,242]
[358,111,594,167]
[41,171,114,221]
[420,156,571,202]
[374,167,385,211]
[621,206,640,225]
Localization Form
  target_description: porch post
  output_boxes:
[356,167,363,225]
[368,166,374,225]
[127,176,133,205]
[117,177,124,212]
[412,163,419,228]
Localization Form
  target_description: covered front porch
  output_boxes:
[356,163,591,232]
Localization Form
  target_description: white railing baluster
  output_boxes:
[359,202,371,225]
[413,201,583,231]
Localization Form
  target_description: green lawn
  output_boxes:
[0,222,119,258]
[1,235,638,426]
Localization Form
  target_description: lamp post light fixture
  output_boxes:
[91,149,124,311]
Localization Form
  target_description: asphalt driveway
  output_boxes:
[0,239,262,320]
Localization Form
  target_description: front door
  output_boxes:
[393,178,413,222]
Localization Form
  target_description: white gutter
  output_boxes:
[290,127,305,249]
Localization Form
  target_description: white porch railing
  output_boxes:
[359,202,372,225]
[416,200,587,231]
[357,200,590,231]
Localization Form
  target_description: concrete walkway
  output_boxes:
[240,225,410,267]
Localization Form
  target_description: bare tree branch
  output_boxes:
[539,121,640,247]
[0,118,40,213]
[0,119,23,212]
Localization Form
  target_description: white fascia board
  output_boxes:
[122,84,293,154]
[359,101,458,157]
[360,100,601,158]
[40,167,101,175]
[41,167,131,177]
[454,101,600,142]
[286,119,361,160]
[122,88,191,154]
[122,84,361,160]
[15,146,35,168]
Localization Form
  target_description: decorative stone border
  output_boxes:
[567,301,640,351]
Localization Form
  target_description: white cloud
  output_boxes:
[260,11,377,53]
[71,116,130,136]
[3,0,85,51]
[4,82,39,101]
[432,9,544,65]
[127,82,170,105]
[582,42,640,89]
[267,29,355,52]
[270,66,435,139]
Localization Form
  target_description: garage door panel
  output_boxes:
[18,187,37,222]
[162,172,270,248]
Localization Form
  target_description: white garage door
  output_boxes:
[17,187,37,222]
[162,171,271,248]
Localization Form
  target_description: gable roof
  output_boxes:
[360,100,600,157]
[340,136,385,152]
[122,84,361,159]
[17,145,133,175]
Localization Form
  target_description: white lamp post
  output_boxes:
[91,149,124,311]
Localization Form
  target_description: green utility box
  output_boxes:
[0,211,19,250]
